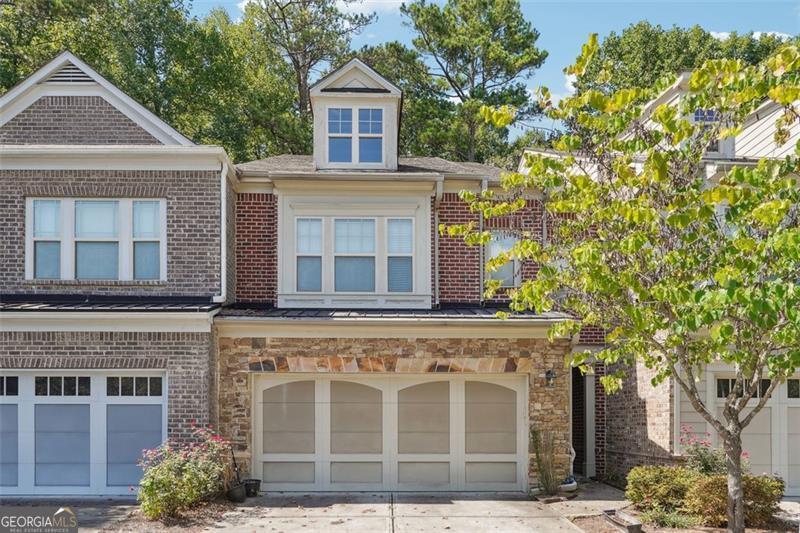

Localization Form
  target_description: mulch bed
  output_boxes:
[572,513,795,533]
[99,500,238,532]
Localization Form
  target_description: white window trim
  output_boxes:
[278,196,431,308]
[25,197,167,282]
[325,104,385,168]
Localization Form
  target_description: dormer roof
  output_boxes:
[310,58,401,98]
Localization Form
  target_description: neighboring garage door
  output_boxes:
[708,374,800,497]
[253,376,528,491]
[0,372,166,496]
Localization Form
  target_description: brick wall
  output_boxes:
[1,169,222,297]
[605,360,676,484]
[0,96,161,145]
[235,193,277,303]
[216,334,573,487]
[593,362,607,479]
[0,330,213,441]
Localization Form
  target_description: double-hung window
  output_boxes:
[296,218,322,292]
[327,107,383,164]
[358,109,383,163]
[488,232,521,288]
[387,218,413,292]
[334,219,376,292]
[693,108,720,152]
[328,108,353,163]
[27,198,165,281]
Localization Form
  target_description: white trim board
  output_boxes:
[0,51,192,146]
[0,311,215,333]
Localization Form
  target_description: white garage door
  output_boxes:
[253,376,528,491]
[0,372,166,496]
[696,374,800,497]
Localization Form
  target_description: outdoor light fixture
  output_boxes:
[545,369,556,388]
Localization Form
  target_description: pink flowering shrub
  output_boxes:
[138,424,234,520]
[679,424,749,475]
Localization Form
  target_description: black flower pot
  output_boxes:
[243,478,261,497]
[227,483,247,503]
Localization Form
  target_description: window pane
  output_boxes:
[63,376,76,396]
[358,108,382,134]
[121,377,134,396]
[107,377,119,396]
[335,257,375,292]
[489,234,517,286]
[335,219,374,253]
[76,242,118,279]
[33,200,60,238]
[328,108,352,134]
[75,201,118,238]
[78,377,90,396]
[788,379,799,399]
[149,377,162,396]
[297,257,322,292]
[49,376,62,396]
[493,262,516,287]
[133,201,160,238]
[717,378,731,398]
[135,377,149,396]
[359,137,382,163]
[5,377,18,396]
[388,219,413,254]
[35,377,47,396]
[296,219,322,254]
[134,242,160,280]
[34,241,60,279]
[388,256,413,292]
[328,137,352,163]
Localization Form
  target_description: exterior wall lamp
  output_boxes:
[545,369,556,388]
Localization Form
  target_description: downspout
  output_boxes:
[212,162,228,304]
[433,179,443,308]
[479,177,488,306]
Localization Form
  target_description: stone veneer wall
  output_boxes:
[605,359,676,484]
[215,335,572,486]
[0,331,213,441]
[0,96,161,144]
[0,169,222,296]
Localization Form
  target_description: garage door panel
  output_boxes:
[330,381,382,454]
[0,404,18,487]
[330,462,382,483]
[107,405,163,487]
[398,382,450,455]
[36,464,90,487]
[466,433,517,454]
[789,407,800,491]
[35,404,90,487]
[263,431,315,454]
[36,433,90,462]
[262,381,315,454]
[466,462,516,484]
[263,461,315,484]
[398,432,450,454]
[466,382,517,454]
[398,462,450,485]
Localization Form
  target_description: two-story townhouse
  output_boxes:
[521,72,800,495]
[1,53,587,497]
[0,52,236,496]
[215,59,580,492]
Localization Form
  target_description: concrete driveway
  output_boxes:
[12,492,581,532]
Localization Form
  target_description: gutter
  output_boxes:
[213,162,229,304]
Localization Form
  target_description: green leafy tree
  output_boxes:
[580,22,788,93]
[452,37,800,532]
[401,0,546,161]
[244,0,374,115]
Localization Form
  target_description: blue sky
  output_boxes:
[190,1,799,134]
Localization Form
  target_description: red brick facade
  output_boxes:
[235,193,277,303]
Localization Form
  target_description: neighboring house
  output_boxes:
[0,53,588,496]
[520,72,800,495]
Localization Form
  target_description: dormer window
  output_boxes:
[325,106,384,165]
[693,108,720,153]
[327,108,353,163]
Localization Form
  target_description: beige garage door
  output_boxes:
[253,376,528,491]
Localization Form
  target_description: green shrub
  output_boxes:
[639,506,700,528]
[684,474,784,528]
[625,465,700,511]
[138,425,234,520]
[530,428,559,495]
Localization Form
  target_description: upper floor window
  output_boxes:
[27,198,165,281]
[327,107,383,164]
[693,108,720,152]
[488,232,521,288]
[293,216,413,295]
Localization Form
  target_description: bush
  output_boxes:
[684,474,784,528]
[138,425,234,520]
[639,506,700,528]
[679,424,750,475]
[625,465,700,511]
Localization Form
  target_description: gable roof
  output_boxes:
[0,51,193,145]
[310,58,401,97]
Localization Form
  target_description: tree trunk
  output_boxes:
[723,434,746,533]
